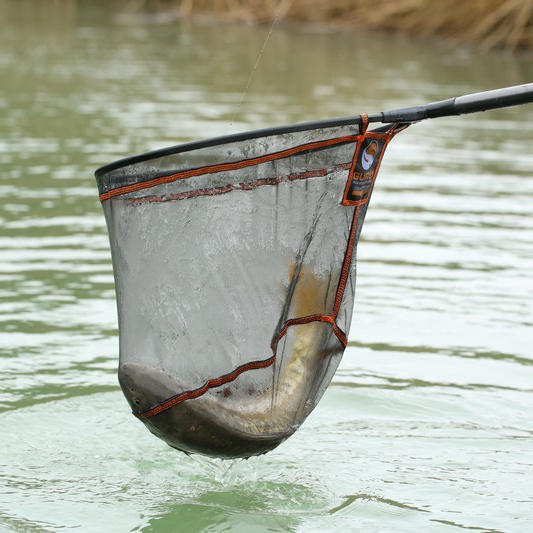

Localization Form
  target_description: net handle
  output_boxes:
[377,83,533,124]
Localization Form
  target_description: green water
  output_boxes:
[1,1,533,531]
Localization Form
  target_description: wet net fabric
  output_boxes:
[96,120,405,458]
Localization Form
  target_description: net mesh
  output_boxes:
[96,120,406,458]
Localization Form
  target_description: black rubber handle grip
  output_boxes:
[379,83,533,123]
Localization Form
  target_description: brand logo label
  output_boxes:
[361,140,379,171]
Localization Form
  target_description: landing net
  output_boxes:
[96,117,407,458]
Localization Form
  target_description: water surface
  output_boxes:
[1,1,533,531]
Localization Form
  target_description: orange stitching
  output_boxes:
[287,168,329,181]
[272,314,347,349]
[126,177,282,205]
[360,113,369,135]
[332,206,359,319]
[342,139,364,206]
[136,311,347,419]
[100,135,360,202]
[331,321,347,346]
[332,125,412,323]
[275,314,333,342]
[125,164,351,206]
[138,311,348,419]
[135,354,276,418]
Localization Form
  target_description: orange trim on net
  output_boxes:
[359,113,369,135]
[135,354,277,418]
[125,164,352,206]
[272,314,347,349]
[137,310,348,419]
[270,214,358,349]
[100,135,359,202]
[126,177,282,205]
[332,124,412,326]
[331,322,348,346]
[341,139,364,206]
[332,206,359,319]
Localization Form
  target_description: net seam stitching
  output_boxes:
[99,134,390,202]
[123,165,352,206]
[134,355,277,418]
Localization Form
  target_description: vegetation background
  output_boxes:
[131,0,533,51]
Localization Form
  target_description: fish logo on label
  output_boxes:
[361,140,379,171]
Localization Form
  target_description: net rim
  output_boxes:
[95,113,388,181]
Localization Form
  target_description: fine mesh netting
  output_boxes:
[96,120,406,458]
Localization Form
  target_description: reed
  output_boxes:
[152,0,533,50]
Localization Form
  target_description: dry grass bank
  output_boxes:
[147,0,533,51]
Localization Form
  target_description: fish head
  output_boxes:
[117,362,291,459]
[118,361,176,413]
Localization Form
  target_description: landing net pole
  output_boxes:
[378,83,533,124]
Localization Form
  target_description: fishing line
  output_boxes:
[230,0,288,126]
